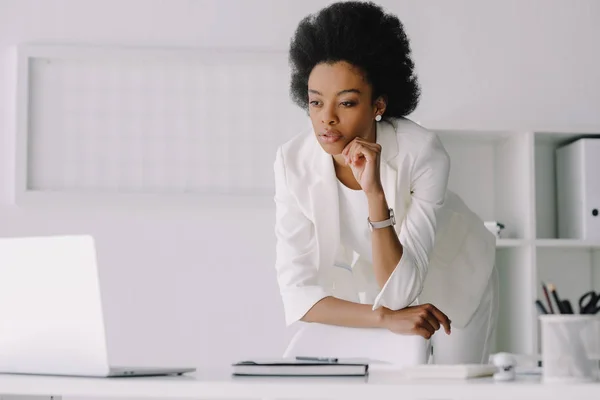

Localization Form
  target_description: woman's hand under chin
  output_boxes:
[342,137,384,196]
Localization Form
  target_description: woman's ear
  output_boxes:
[374,95,387,116]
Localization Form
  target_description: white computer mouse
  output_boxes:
[492,352,516,381]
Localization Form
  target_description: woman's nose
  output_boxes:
[321,106,338,125]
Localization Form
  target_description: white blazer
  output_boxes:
[273,118,496,329]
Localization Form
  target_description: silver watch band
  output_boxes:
[368,208,396,231]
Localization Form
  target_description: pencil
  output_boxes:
[542,282,555,314]
[535,300,548,315]
[548,283,565,314]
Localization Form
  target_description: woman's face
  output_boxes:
[307,61,384,156]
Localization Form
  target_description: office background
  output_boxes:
[0,0,599,371]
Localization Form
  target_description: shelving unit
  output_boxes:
[535,239,600,249]
[496,239,528,248]
[436,129,600,356]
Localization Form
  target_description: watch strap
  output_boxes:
[368,208,396,231]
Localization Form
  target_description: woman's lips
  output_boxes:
[319,131,343,144]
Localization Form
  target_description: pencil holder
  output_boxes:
[540,315,600,382]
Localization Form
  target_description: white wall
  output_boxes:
[1,0,600,371]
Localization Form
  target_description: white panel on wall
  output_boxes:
[16,45,307,203]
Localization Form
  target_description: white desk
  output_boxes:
[0,370,599,400]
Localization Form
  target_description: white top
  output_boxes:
[336,180,421,307]
[0,371,599,400]
[337,181,373,264]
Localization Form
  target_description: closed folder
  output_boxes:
[231,358,368,376]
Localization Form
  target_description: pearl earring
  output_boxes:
[375,114,382,122]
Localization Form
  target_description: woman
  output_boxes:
[273,1,498,364]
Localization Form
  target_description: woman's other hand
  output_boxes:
[380,303,452,339]
[342,138,383,195]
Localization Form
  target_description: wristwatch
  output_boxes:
[368,208,396,231]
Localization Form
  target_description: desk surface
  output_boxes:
[1,370,599,400]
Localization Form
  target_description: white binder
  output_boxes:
[556,138,600,240]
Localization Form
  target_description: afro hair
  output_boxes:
[288,1,421,118]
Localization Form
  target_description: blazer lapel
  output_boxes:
[308,141,341,270]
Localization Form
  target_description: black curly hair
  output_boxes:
[288,1,420,118]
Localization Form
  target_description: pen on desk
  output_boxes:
[296,356,339,363]
[541,282,555,314]
[548,283,566,314]
[535,300,548,315]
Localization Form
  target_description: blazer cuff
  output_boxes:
[372,249,422,311]
[281,286,331,326]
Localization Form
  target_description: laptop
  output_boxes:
[0,234,196,377]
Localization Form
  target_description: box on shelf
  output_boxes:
[485,221,505,239]
[556,138,600,241]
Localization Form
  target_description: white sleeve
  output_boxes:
[372,135,450,310]
[273,147,332,325]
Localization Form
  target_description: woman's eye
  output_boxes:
[309,100,321,107]
[341,101,355,107]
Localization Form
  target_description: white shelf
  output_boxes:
[448,129,600,356]
[435,129,517,143]
[494,239,600,249]
[496,239,527,248]
[533,131,600,143]
[531,131,600,356]
[535,239,600,249]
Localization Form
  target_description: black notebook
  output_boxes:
[232,358,369,376]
